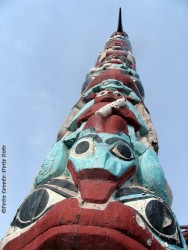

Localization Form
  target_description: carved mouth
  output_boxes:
[3,199,165,250]
[23,225,148,250]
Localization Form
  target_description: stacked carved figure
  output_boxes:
[1,10,187,250]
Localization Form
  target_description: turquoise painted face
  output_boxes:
[82,79,141,104]
[68,132,138,178]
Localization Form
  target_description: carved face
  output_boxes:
[67,132,138,204]
[68,132,137,178]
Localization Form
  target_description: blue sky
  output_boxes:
[1,0,188,239]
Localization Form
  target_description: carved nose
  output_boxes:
[67,160,136,204]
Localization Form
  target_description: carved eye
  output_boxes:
[113,91,123,97]
[97,90,108,97]
[115,81,122,86]
[111,143,134,161]
[75,141,90,154]
[71,139,94,158]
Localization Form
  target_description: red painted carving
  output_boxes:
[82,114,130,134]
[4,199,166,250]
[83,69,142,99]
[25,226,147,250]
[77,91,140,134]
[105,39,131,50]
[67,160,136,203]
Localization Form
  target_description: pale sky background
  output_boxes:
[1,0,188,240]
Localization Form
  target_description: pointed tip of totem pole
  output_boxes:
[117,7,123,32]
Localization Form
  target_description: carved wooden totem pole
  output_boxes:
[1,9,188,250]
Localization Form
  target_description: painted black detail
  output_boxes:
[64,129,99,148]
[78,134,103,143]
[146,200,176,236]
[111,142,134,161]
[117,143,132,158]
[105,137,127,145]
[37,179,78,198]
[11,189,51,228]
[117,8,123,32]
[138,211,183,247]
[118,196,153,203]
[47,179,78,192]
[94,135,103,143]
[87,134,103,143]
[135,80,145,98]
[118,196,183,247]
[145,106,150,114]
[75,141,90,154]
[139,199,183,247]
[11,205,52,229]
[115,187,150,198]
[41,185,73,198]
[19,189,49,222]
[11,180,78,229]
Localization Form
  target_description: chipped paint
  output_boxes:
[136,213,146,230]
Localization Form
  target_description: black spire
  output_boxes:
[117,8,123,32]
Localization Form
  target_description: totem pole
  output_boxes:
[1,9,187,250]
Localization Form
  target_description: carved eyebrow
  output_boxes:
[105,137,127,145]
[78,134,103,143]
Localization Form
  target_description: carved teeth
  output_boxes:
[96,98,126,117]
